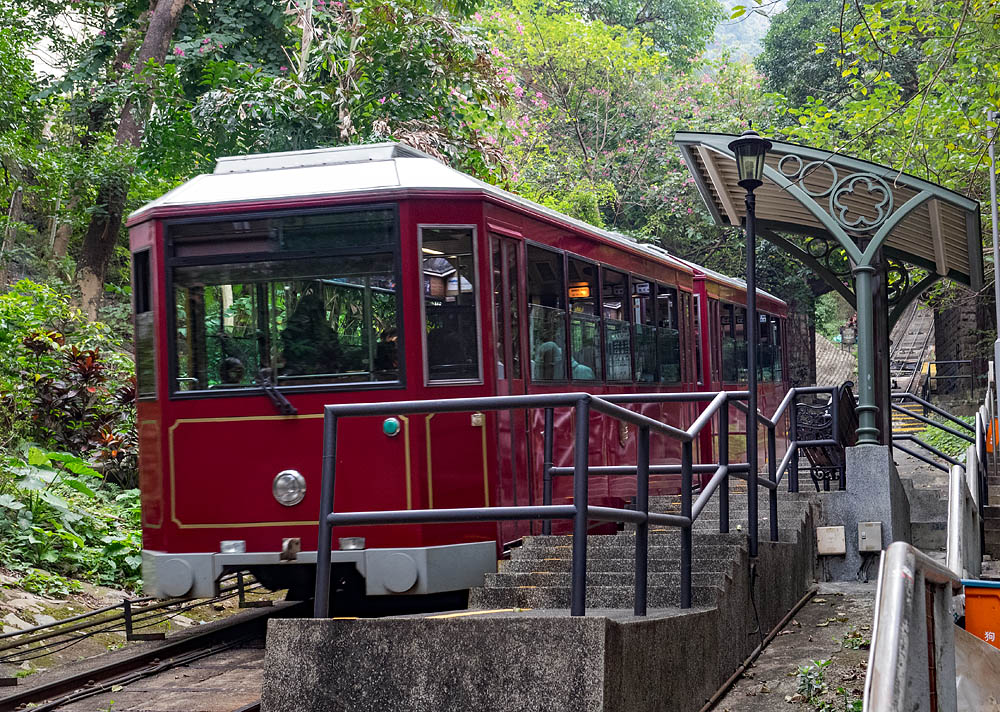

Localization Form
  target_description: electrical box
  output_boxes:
[817,526,846,555]
[858,521,883,552]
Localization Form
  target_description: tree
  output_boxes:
[756,0,918,110]
[571,0,723,66]
[76,0,187,319]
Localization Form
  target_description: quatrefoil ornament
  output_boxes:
[829,174,893,232]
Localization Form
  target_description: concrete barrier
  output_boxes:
[261,513,814,712]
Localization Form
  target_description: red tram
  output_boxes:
[128,144,788,600]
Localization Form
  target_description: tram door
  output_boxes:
[491,235,531,543]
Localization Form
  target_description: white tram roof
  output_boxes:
[130,142,783,306]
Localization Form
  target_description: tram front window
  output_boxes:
[173,254,399,391]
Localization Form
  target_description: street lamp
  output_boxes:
[728,127,771,558]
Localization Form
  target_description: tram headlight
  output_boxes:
[272,469,307,506]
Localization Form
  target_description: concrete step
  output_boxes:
[499,555,734,574]
[484,570,727,589]
[515,530,801,558]
[468,582,724,609]
[912,521,947,551]
[986,530,1000,557]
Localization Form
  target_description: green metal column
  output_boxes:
[853,263,880,444]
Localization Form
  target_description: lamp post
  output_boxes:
[728,128,771,558]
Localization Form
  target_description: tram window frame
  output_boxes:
[632,276,657,383]
[133,249,156,399]
[419,224,484,386]
[567,255,602,382]
[601,268,633,382]
[655,284,681,384]
[526,242,569,383]
[164,203,406,399]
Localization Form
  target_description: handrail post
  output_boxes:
[789,390,799,493]
[570,397,590,616]
[634,425,650,617]
[832,386,845,490]
[680,439,693,609]
[542,407,554,536]
[767,423,778,542]
[719,399,730,534]
[313,411,338,618]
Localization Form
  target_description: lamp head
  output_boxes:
[728,128,772,191]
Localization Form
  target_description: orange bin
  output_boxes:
[963,580,1000,650]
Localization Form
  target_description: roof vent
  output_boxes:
[213,142,428,175]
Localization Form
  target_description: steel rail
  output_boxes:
[0,601,306,710]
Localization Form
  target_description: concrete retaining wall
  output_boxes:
[260,509,816,712]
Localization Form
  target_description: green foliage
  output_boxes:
[19,570,84,598]
[0,280,137,487]
[814,292,853,341]
[570,0,724,65]
[840,627,871,650]
[0,446,142,590]
[919,416,975,458]
[797,658,832,701]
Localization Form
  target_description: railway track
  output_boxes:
[0,599,307,712]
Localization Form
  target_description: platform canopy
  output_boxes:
[675,131,985,446]
[675,132,983,292]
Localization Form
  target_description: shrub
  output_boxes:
[0,446,142,590]
[0,280,138,487]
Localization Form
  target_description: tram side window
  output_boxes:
[721,304,747,382]
[133,250,156,398]
[602,269,632,381]
[656,286,680,383]
[633,280,656,382]
[422,228,480,382]
[568,259,600,381]
[173,254,399,391]
[528,246,567,381]
[758,314,781,383]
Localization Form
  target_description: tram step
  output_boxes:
[500,554,735,573]
[468,582,724,609]
[484,570,729,589]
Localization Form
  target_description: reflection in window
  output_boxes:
[133,251,156,398]
[173,255,399,391]
[758,314,782,383]
[528,246,566,381]
[721,303,747,382]
[568,259,600,381]
[422,228,480,381]
[657,286,680,383]
[633,280,656,382]
[602,268,631,381]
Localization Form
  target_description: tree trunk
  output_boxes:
[76,0,186,319]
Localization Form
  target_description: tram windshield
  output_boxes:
[170,209,400,392]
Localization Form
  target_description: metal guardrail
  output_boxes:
[864,542,963,711]
[313,386,845,618]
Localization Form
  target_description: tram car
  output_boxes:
[128,144,788,601]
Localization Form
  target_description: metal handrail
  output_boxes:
[865,543,963,710]
[313,387,844,618]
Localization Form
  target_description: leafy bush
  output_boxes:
[0,446,142,590]
[919,416,975,458]
[0,279,138,487]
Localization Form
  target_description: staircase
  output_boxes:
[470,494,816,611]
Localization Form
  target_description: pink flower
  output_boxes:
[280,65,288,71]
[473,12,482,20]
[378,96,387,104]
[173,47,185,56]
[122,62,132,70]
[203,37,211,44]
[99,30,106,36]
[513,86,524,98]
[515,22,524,35]
[218,43,223,49]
